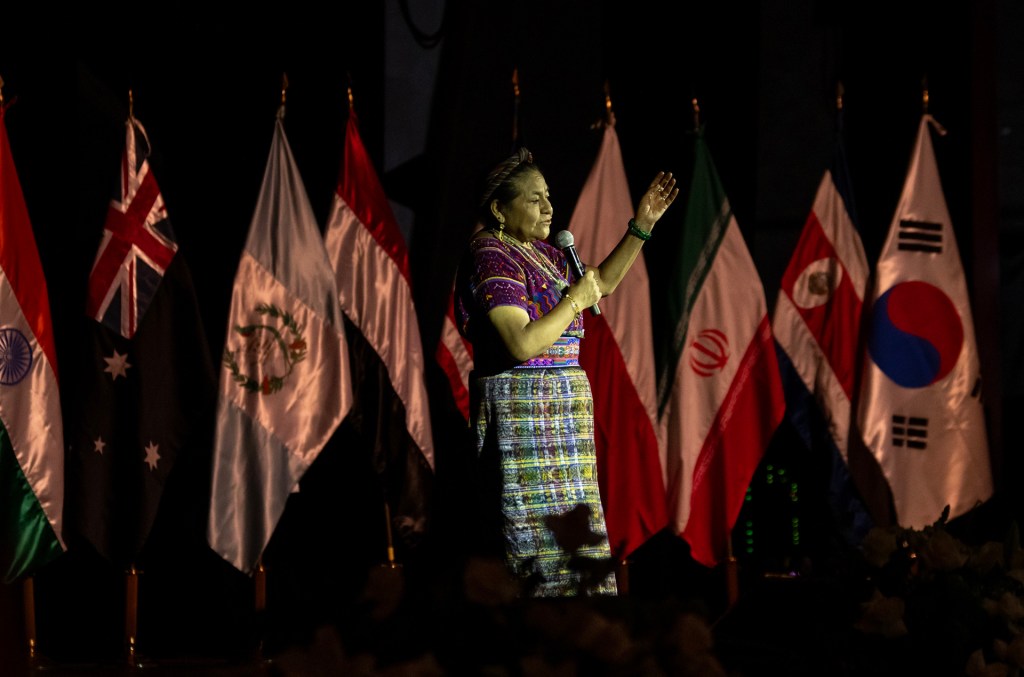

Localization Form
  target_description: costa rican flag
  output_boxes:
[86,117,177,339]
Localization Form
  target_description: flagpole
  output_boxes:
[125,564,141,666]
[383,500,399,569]
[22,577,37,663]
[253,556,267,662]
[511,68,520,151]
[922,75,929,114]
[725,539,740,609]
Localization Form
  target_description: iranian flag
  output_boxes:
[658,129,785,567]
[0,105,65,582]
[856,114,992,528]
[569,123,667,559]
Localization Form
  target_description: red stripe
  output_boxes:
[435,341,470,420]
[86,230,131,317]
[682,316,784,567]
[0,115,59,378]
[336,112,411,285]
[580,312,668,559]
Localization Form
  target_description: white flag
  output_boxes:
[856,114,992,529]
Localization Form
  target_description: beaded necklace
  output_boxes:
[492,228,569,291]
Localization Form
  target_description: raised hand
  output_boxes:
[634,171,679,230]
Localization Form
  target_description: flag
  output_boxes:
[72,115,215,566]
[657,129,785,567]
[568,123,668,559]
[435,286,473,421]
[208,108,352,574]
[772,117,873,543]
[856,114,992,528]
[0,105,65,581]
[323,110,434,547]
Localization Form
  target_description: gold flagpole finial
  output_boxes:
[692,97,701,132]
[346,71,355,111]
[604,79,616,126]
[128,89,134,120]
[281,73,289,105]
[836,81,844,112]
[511,67,521,147]
[0,74,5,107]
[922,75,929,113]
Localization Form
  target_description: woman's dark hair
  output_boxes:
[478,147,541,227]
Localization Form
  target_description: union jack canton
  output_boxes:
[86,117,178,339]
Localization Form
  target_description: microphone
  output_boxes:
[554,229,601,316]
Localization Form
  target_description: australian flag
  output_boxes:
[86,117,177,339]
[69,114,215,566]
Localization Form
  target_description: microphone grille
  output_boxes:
[554,229,575,249]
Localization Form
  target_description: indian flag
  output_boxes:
[0,106,65,582]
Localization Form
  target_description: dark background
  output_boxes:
[1,0,1021,671]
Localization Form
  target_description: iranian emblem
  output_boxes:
[0,327,33,386]
[223,303,307,395]
[688,328,729,377]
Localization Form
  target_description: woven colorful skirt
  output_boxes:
[471,366,617,597]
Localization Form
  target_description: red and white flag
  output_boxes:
[774,164,868,460]
[435,287,473,421]
[657,130,785,567]
[856,115,992,528]
[569,123,668,558]
[771,121,874,542]
[324,110,434,542]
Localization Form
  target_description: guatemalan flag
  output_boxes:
[856,114,992,529]
[772,113,873,543]
[208,107,352,574]
[657,128,785,568]
[569,122,668,559]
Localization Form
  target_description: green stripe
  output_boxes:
[657,130,732,416]
[0,422,62,582]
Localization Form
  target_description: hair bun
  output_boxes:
[480,147,533,206]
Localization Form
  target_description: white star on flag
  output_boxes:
[103,350,131,380]
[93,437,106,455]
[143,442,160,470]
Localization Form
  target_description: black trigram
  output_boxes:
[892,415,928,449]
[898,219,943,253]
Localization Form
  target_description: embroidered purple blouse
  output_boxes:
[456,235,582,372]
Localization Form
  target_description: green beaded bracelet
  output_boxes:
[627,218,652,241]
